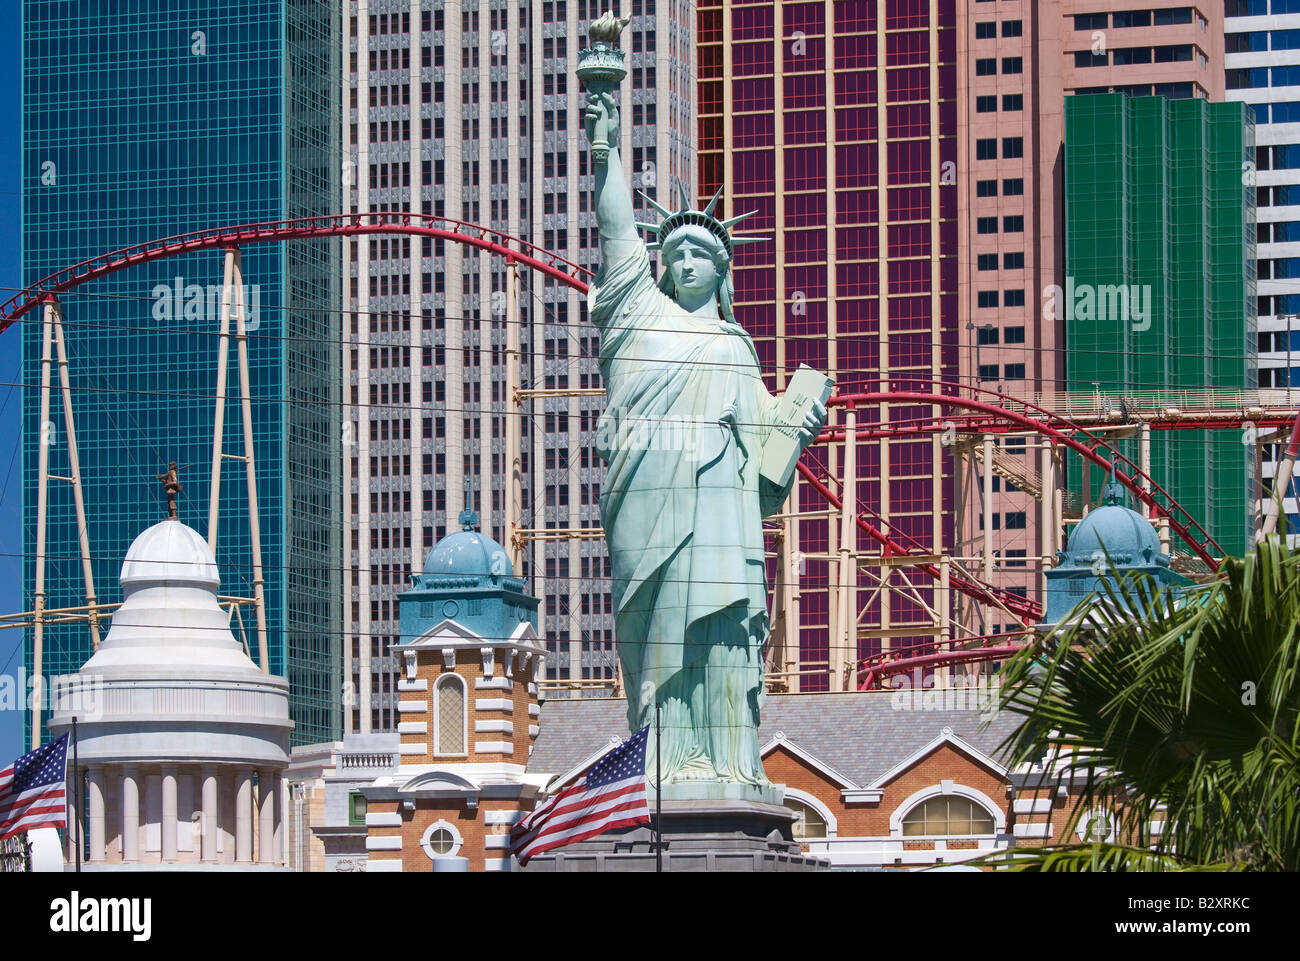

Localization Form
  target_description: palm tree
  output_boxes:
[982,534,1300,871]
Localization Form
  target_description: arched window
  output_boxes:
[901,796,996,837]
[434,674,466,755]
[784,798,828,839]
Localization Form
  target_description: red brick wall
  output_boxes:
[763,741,1009,838]
[366,796,530,872]
[399,647,537,767]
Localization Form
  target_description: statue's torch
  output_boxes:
[577,12,630,164]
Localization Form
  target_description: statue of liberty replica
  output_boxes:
[579,14,830,812]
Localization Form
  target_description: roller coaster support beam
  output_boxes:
[207,247,268,673]
[505,259,523,573]
[31,302,52,748]
[51,300,100,653]
[1259,415,1300,540]
[835,404,857,691]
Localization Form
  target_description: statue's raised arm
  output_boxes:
[578,15,642,273]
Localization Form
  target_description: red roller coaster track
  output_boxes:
[0,212,593,330]
[4,214,1237,685]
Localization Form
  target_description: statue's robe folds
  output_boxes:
[590,242,796,784]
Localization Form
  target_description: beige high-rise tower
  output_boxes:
[342,0,693,733]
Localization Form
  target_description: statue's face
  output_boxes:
[666,239,724,301]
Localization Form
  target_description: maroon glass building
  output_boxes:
[697,0,957,691]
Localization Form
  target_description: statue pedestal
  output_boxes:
[516,795,830,872]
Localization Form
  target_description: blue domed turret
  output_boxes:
[399,509,538,645]
[1039,473,1188,630]
[1062,478,1165,568]
[421,509,514,580]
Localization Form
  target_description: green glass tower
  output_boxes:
[1064,93,1257,558]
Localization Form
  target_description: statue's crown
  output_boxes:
[636,184,765,260]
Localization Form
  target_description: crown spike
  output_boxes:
[702,187,724,217]
[635,222,662,234]
[677,181,692,210]
[636,191,672,218]
[730,235,767,246]
[721,210,757,228]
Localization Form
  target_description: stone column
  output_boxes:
[121,766,140,862]
[201,766,219,863]
[271,771,283,864]
[258,768,276,864]
[160,765,178,862]
[86,765,106,862]
[235,769,253,863]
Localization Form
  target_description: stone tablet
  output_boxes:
[760,364,835,490]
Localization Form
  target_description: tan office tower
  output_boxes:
[955,1,1224,628]
[342,0,693,733]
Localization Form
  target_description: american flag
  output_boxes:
[510,725,651,866]
[0,734,69,840]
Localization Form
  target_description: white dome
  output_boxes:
[48,517,291,769]
[83,519,261,673]
[120,520,220,589]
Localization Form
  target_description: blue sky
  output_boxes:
[1,1,25,763]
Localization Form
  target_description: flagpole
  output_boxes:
[654,702,662,873]
[72,717,81,873]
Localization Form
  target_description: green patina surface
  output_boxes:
[578,25,825,798]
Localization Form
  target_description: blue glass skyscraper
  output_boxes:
[21,1,341,747]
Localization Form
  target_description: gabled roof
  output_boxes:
[760,731,856,788]
[527,692,1022,788]
[864,727,1009,789]
[396,617,539,649]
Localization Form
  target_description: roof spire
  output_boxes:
[459,475,479,531]
[1101,459,1125,507]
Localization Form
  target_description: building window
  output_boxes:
[1002,93,1023,111]
[976,138,997,160]
[977,291,999,308]
[1002,56,1022,74]
[785,799,828,839]
[975,22,996,39]
[901,796,996,836]
[1003,251,1025,269]
[1002,178,1024,196]
[420,819,465,860]
[1113,9,1151,27]
[348,792,368,826]
[977,254,998,271]
[976,216,998,234]
[1001,137,1023,159]
[1003,215,1024,232]
[976,179,997,197]
[434,674,467,755]
[975,58,996,76]
[1002,20,1022,37]
[976,95,997,113]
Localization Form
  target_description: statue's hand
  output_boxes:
[583,91,621,148]
[794,398,827,448]
[719,402,750,460]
